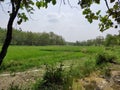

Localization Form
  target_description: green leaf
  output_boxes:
[52,0,56,5]
[96,10,101,15]
[36,1,41,9]
[110,0,115,3]
[83,8,91,15]
[93,16,98,20]
[113,3,119,10]
[40,1,45,7]
[88,18,93,23]
[17,19,22,25]
[44,2,48,8]
[94,0,100,4]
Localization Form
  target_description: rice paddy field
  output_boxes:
[0,45,120,72]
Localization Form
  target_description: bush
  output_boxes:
[33,64,73,90]
[96,52,116,65]
[70,60,96,78]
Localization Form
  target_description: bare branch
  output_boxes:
[104,0,112,18]
[25,8,35,20]
[104,0,110,10]
[65,0,79,10]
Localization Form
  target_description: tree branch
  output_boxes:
[104,0,110,10]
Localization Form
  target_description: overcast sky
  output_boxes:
[0,0,119,42]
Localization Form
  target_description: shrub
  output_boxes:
[70,60,96,78]
[96,52,116,65]
[33,64,73,90]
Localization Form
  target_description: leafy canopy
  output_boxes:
[78,0,120,31]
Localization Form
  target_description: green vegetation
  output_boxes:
[96,52,117,65]
[33,64,73,90]
[1,28,120,47]
[74,32,120,46]
[0,28,65,46]
[0,45,119,90]
[0,45,119,73]
[0,46,91,72]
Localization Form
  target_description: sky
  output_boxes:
[0,0,119,42]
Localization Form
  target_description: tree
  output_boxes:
[0,0,120,65]
[0,0,22,65]
[95,36,104,46]
[105,34,114,46]
[78,0,120,31]
[0,0,56,65]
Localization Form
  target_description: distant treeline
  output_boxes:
[74,33,120,46]
[0,27,66,45]
[1,27,120,46]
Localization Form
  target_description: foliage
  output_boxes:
[78,0,120,31]
[0,28,66,46]
[0,46,86,72]
[105,34,120,46]
[70,59,96,78]
[33,64,73,90]
[74,32,120,46]
[0,45,119,72]
[96,52,117,65]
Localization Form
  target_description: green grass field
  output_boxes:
[0,45,120,72]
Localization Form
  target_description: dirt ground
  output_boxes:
[72,64,120,90]
[0,64,120,90]
[0,69,44,90]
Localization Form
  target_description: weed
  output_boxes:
[96,52,117,65]
[7,82,21,90]
[69,59,96,78]
[33,63,73,90]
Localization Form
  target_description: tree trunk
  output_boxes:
[0,0,21,66]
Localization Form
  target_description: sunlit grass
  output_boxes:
[0,45,119,72]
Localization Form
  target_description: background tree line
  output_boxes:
[0,27,66,46]
[74,31,120,46]
[1,27,120,46]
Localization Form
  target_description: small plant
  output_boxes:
[96,52,116,65]
[82,60,96,77]
[70,60,96,78]
[33,63,73,90]
[99,66,111,81]
[8,82,21,90]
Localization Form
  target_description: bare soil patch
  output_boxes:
[0,69,44,90]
